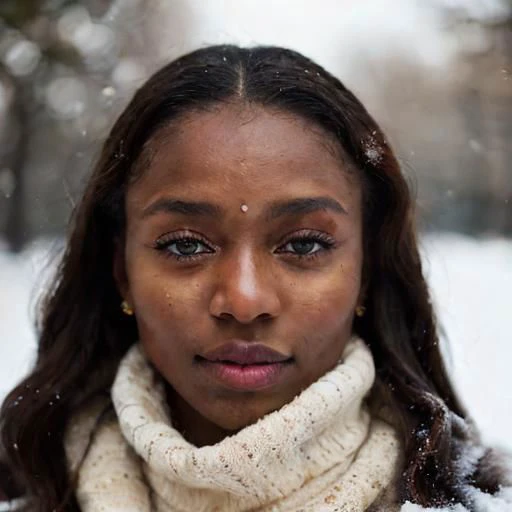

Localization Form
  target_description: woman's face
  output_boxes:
[117,103,364,442]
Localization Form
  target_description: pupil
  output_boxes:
[292,240,314,254]
[176,240,198,255]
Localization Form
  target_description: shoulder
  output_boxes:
[64,394,113,474]
[369,483,512,512]
[399,485,512,510]
[368,482,401,511]
[0,498,28,511]
[370,444,512,511]
[0,461,27,511]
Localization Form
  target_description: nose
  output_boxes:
[209,247,282,324]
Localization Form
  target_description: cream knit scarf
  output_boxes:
[66,337,401,511]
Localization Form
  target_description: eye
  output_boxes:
[153,233,214,261]
[277,231,336,259]
[281,239,322,255]
[170,239,205,256]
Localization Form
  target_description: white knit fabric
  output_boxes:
[66,337,401,511]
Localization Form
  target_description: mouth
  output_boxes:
[195,341,294,391]
[199,340,292,365]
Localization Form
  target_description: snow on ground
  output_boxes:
[419,233,512,452]
[0,238,62,403]
[0,233,511,451]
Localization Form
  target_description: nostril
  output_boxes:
[217,312,234,321]
[209,288,281,324]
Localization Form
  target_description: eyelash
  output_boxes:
[153,233,214,262]
[153,230,337,263]
[275,231,337,260]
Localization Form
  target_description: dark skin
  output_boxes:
[115,103,364,447]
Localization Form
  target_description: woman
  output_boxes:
[0,45,510,511]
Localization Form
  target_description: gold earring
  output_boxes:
[355,305,366,317]
[121,300,134,316]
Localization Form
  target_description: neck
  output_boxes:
[166,384,236,447]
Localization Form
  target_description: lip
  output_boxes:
[200,341,291,365]
[197,341,293,391]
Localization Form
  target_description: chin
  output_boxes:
[207,402,276,431]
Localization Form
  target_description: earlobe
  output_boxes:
[358,264,370,307]
[356,281,368,318]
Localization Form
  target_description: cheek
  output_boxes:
[294,259,361,320]
[126,262,200,342]
[291,263,361,360]
[132,279,202,380]
[296,288,355,342]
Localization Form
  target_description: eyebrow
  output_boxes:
[141,196,347,219]
[267,196,347,220]
[142,199,222,219]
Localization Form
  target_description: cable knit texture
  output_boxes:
[65,337,402,511]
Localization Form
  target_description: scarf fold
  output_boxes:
[66,337,401,511]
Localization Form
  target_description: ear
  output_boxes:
[357,281,368,307]
[113,237,130,303]
[358,254,371,307]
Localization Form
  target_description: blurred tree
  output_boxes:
[0,0,146,251]
[0,0,83,251]
[0,1,509,251]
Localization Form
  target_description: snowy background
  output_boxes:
[1,233,511,452]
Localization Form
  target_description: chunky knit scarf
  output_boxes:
[65,337,401,511]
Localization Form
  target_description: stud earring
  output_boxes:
[355,305,366,317]
[121,300,134,316]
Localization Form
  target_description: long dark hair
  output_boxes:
[0,45,507,511]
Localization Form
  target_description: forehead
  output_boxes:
[128,103,360,208]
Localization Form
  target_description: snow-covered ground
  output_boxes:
[0,233,511,452]
[420,233,512,452]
